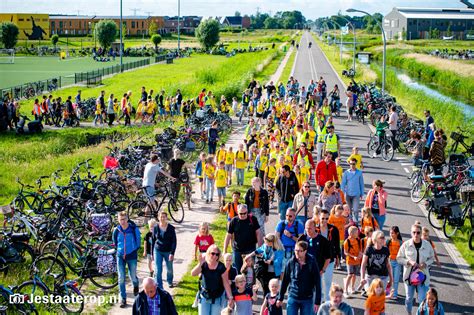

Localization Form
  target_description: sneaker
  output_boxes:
[372,152,378,158]
[120,299,127,308]
[133,286,139,296]
[150,271,154,278]
[352,288,360,294]
[192,299,198,308]
[390,295,398,300]
[168,283,174,288]
[210,199,213,202]
[206,199,209,204]
[361,290,368,297]
[343,293,350,299]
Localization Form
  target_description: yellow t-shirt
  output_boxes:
[265,165,277,181]
[204,164,215,179]
[164,100,170,112]
[215,169,227,188]
[256,102,265,114]
[308,130,316,146]
[235,151,247,169]
[216,149,227,163]
[300,166,310,184]
[146,101,156,114]
[347,153,363,169]
[284,155,293,170]
[336,165,343,183]
[259,155,269,171]
[225,151,235,165]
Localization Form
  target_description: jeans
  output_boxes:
[154,249,173,289]
[405,282,429,313]
[232,249,253,273]
[287,297,313,315]
[252,208,266,236]
[236,168,245,185]
[373,213,386,230]
[390,259,401,297]
[117,256,139,300]
[322,261,335,302]
[206,178,215,201]
[208,142,217,155]
[239,105,248,122]
[345,195,360,223]
[278,200,293,221]
[316,142,325,162]
[198,292,227,315]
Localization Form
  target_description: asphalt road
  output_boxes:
[259,31,473,314]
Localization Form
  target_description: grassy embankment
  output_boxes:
[316,33,474,271]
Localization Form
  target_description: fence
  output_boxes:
[1,54,174,101]
[1,77,63,101]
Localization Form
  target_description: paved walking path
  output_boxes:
[258,31,473,314]
[107,46,295,314]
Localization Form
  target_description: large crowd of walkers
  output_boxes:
[109,76,446,315]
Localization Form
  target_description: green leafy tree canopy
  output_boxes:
[0,22,19,49]
[151,34,162,51]
[149,21,158,35]
[195,19,220,50]
[51,34,59,47]
[95,19,117,49]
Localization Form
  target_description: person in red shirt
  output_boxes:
[315,152,338,192]
[198,89,206,108]
[293,143,316,178]
[193,222,215,261]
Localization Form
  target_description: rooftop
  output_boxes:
[393,7,474,20]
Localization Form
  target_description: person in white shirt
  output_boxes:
[388,106,399,149]
[143,154,175,200]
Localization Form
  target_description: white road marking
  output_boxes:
[401,162,413,166]
[403,167,410,173]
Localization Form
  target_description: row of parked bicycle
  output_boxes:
[0,107,232,313]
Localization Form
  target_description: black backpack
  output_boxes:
[279,220,299,238]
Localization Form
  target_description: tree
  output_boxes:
[195,19,220,50]
[235,11,241,17]
[51,34,59,47]
[95,20,117,49]
[264,17,281,29]
[148,21,158,36]
[151,34,161,52]
[0,22,19,49]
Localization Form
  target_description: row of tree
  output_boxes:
[249,11,306,29]
[314,13,383,34]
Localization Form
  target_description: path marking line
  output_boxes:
[401,162,413,166]
[403,167,410,173]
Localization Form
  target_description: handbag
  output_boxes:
[254,257,268,280]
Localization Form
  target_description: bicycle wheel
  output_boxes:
[88,264,118,289]
[367,136,377,156]
[427,204,442,230]
[443,217,459,239]
[59,283,84,313]
[185,186,192,211]
[168,199,184,223]
[127,199,149,227]
[17,280,51,313]
[31,256,67,289]
[381,142,395,162]
[410,174,428,203]
[469,231,474,251]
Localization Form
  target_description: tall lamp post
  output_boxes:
[120,0,123,71]
[347,8,386,94]
[334,15,356,73]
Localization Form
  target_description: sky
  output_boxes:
[0,0,467,20]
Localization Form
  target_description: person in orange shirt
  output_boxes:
[329,204,346,270]
[386,226,402,300]
[360,207,379,233]
[221,191,241,225]
[343,226,362,298]
[365,278,386,315]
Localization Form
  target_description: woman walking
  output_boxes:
[153,211,177,289]
[318,181,342,211]
[293,180,318,225]
[360,230,393,292]
[364,180,388,229]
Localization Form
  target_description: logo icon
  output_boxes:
[9,293,25,304]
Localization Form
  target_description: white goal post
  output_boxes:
[0,49,15,64]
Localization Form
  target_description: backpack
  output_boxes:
[279,220,299,239]
[346,237,362,252]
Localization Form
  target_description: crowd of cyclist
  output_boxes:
[113,75,453,315]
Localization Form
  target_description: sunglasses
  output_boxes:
[238,212,248,216]
[304,185,310,188]
[321,217,329,221]
[210,252,220,257]
[350,163,356,166]
[286,215,294,218]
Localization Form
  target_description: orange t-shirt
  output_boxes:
[253,190,260,209]
[329,214,346,241]
[365,294,385,315]
[387,239,402,260]
[361,216,379,232]
[343,238,361,265]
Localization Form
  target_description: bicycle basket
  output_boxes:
[460,185,474,203]
[450,132,465,142]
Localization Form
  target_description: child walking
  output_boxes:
[193,222,214,261]
[143,219,157,277]
[422,227,441,267]
[215,161,228,207]
[260,278,283,315]
[204,157,216,204]
[365,278,386,315]
[343,226,362,297]
[195,153,207,200]
[386,226,403,299]
[232,274,258,315]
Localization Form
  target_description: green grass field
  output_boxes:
[0,56,149,89]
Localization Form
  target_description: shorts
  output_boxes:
[217,187,226,197]
[147,254,152,262]
[199,177,204,183]
[256,113,263,118]
[225,164,233,172]
[348,106,354,115]
[347,264,360,275]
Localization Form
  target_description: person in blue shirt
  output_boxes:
[275,208,305,268]
[416,288,444,315]
[341,158,365,224]
[113,211,142,308]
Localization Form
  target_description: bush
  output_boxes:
[51,34,59,47]
[0,22,19,49]
[195,19,220,50]
[151,34,162,51]
[95,20,117,49]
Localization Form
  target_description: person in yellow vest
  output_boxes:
[324,125,340,160]
[294,164,303,189]
[335,157,343,184]
[315,119,327,162]
[257,147,269,181]
[307,125,316,152]
[346,146,364,170]
[204,157,216,203]
[235,143,247,186]
[263,158,277,205]
[298,158,310,186]
[93,99,103,126]
[321,98,331,118]
[306,106,317,130]
[270,143,282,160]
[284,148,294,170]
[215,161,228,207]
[216,144,227,164]
[225,146,235,186]
[195,153,207,200]
[164,97,171,117]
[255,100,265,125]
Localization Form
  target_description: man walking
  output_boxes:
[244,177,270,236]
[113,211,141,308]
[315,152,338,192]
[299,220,331,278]
[341,158,365,223]
[133,277,177,315]
[276,208,305,268]
[275,165,300,221]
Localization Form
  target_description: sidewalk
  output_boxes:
[106,45,295,314]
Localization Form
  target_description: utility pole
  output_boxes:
[177,0,181,54]
[131,8,140,16]
[120,0,123,71]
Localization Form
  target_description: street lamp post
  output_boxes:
[347,8,386,94]
[120,0,123,71]
[335,15,356,73]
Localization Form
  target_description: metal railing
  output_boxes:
[1,77,62,101]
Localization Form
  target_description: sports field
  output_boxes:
[0,56,149,89]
